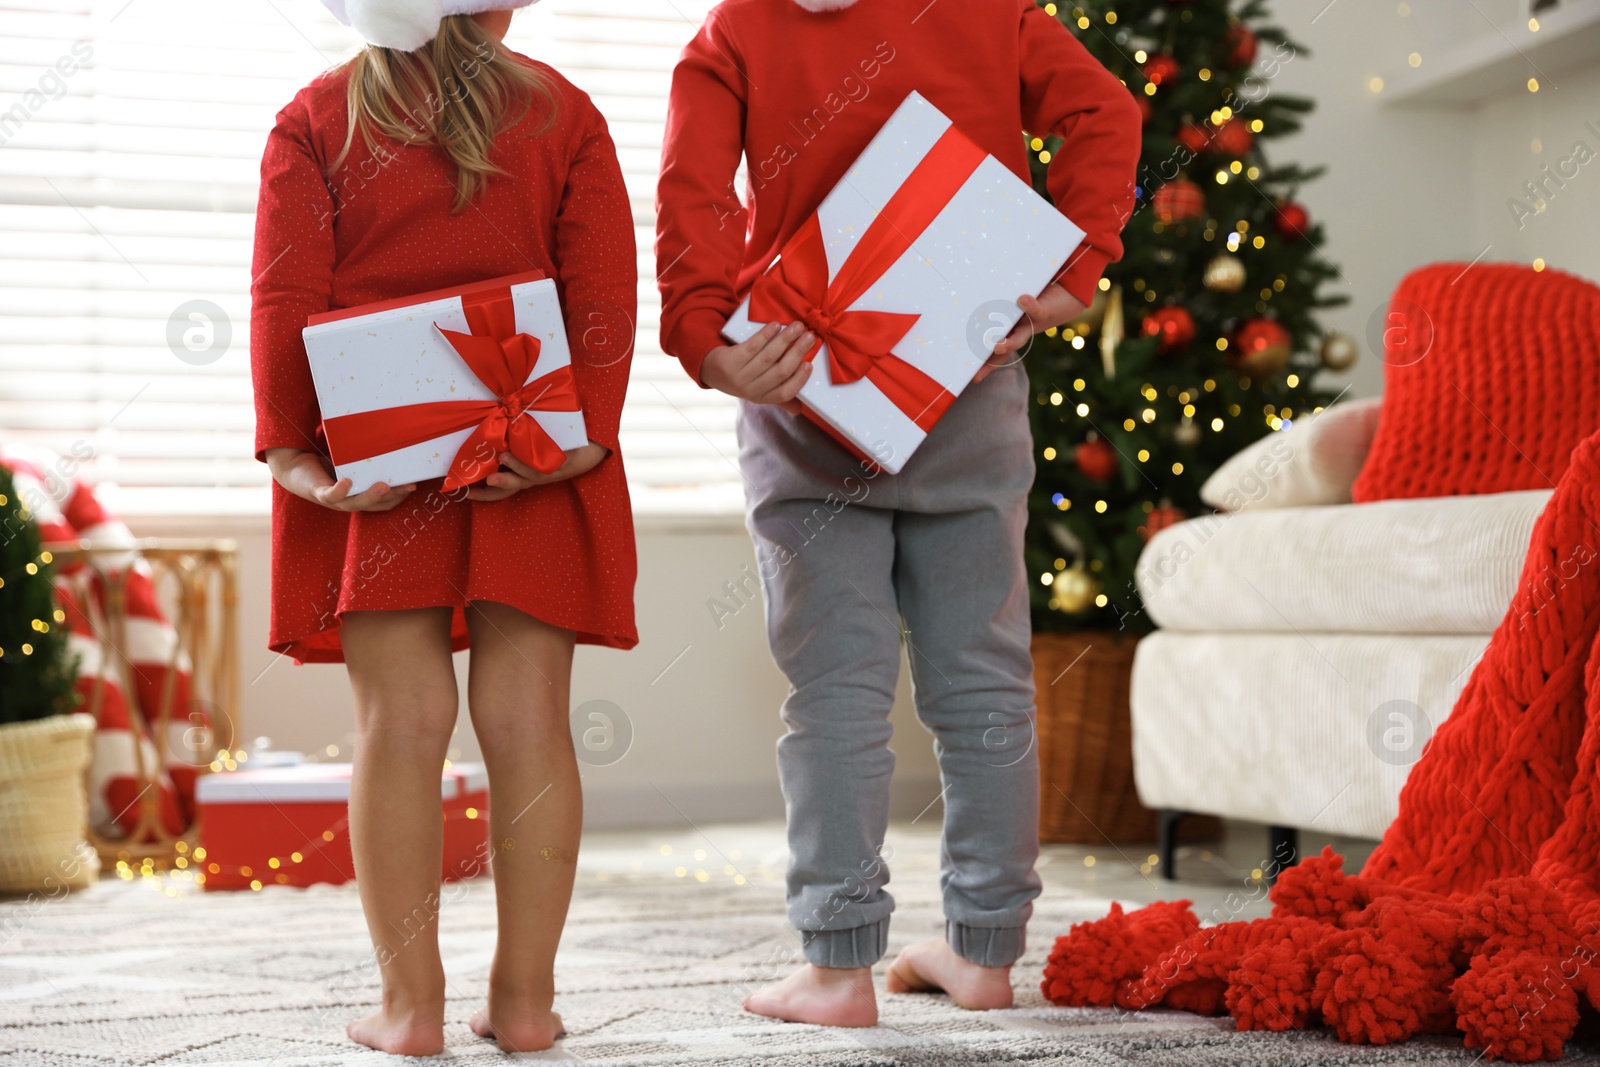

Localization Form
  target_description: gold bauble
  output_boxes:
[1203,253,1246,293]
[1320,330,1360,371]
[1051,567,1100,615]
[1237,344,1290,379]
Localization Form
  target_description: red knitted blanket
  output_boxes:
[1043,430,1600,1061]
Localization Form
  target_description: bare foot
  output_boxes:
[743,964,878,1027]
[469,1001,565,1053]
[346,1006,445,1057]
[885,938,1015,1010]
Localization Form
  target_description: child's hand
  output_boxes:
[701,322,815,405]
[974,284,1090,383]
[265,448,416,512]
[466,443,608,502]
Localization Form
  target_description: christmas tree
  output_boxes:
[0,466,79,724]
[1025,0,1351,634]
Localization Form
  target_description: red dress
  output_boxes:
[250,56,638,662]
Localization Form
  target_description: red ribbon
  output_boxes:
[748,124,986,432]
[321,287,579,490]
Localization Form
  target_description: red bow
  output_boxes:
[321,287,579,490]
[747,123,987,431]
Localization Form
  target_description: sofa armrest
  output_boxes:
[1199,396,1382,512]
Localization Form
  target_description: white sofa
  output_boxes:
[1128,398,1550,875]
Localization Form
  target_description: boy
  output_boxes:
[656,0,1140,1026]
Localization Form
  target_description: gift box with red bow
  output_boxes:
[722,91,1086,474]
[302,271,585,494]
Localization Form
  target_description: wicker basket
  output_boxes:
[0,713,100,893]
[1034,631,1218,844]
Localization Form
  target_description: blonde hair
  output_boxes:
[333,15,553,212]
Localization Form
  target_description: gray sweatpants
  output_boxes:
[737,363,1042,970]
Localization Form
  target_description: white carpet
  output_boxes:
[0,828,1579,1065]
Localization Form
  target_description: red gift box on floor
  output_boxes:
[195,763,489,891]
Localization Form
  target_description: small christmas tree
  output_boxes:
[1024,0,1351,634]
[0,466,79,723]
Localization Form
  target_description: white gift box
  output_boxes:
[302,272,586,494]
[723,91,1086,474]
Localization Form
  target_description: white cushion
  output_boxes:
[1200,397,1382,512]
[1137,489,1551,634]
[1131,631,1486,839]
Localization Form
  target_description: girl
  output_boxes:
[656,0,1139,1029]
[250,0,636,1054]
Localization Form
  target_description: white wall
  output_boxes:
[130,514,943,829]
[1258,0,1597,401]
[1471,61,1600,275]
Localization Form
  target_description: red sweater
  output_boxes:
[655,0,1143,384]
[250,59,639,659]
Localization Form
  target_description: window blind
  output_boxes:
[0,0,742,518]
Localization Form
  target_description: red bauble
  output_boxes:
[1142,54,1181,87]
[1233,318,1293,377]
[1212,119,1253,157]
[1274,202,1311,240]
[1223,24,1258,68]
[1140,505,1187,541]
[1175,123,1210,154]
[1140,306,1197,354]
[1151,178,1205,225]
[1075,438,1118,482]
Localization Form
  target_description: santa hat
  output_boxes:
[793,0,860,8]
[323,0,539,52]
